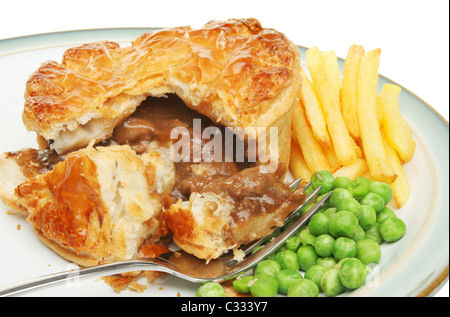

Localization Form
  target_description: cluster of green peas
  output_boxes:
[195,170,407,297]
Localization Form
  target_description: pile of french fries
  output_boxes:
[290,45,416,209]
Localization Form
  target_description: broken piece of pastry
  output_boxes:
[0,148,64,214]
[164,163,305,260]
[0,18,306,267]
[15,143,174,266]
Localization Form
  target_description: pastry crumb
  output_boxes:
[128,282,147,293]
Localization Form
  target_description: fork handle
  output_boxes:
[0,260,169,297]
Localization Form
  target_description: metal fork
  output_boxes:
[0,179,330,297]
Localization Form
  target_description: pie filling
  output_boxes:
[7,94,305,259]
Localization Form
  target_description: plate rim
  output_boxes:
[0,27,448,297]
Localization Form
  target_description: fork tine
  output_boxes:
[289,177,303,191]
[238,181,320,256]
[283,184,319,224]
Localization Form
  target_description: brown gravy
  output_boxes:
[105,94,256,201]
[6,148,64,179]
[106,94,305,221]
[103,94,213,151]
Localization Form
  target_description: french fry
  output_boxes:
[322,50,341,103]
[322,143,342,172]
[333,158,368,179]
[290,140,312,182]
[300,68,331,148]
[306,47,357,165]
[292,98,331,172]
[341,44,365,139]
[382,133,410,208]
[376,93,383,125]
[291,127,299,146]
[361,170,375,181]
[350,135,363,158]
[357,48,397,183]
[380,84,416,163]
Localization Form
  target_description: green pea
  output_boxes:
[304,184,314,196]
[314,234,335,257]
[196,282,225,297]
[316,192,331,203]
[356,239,382,264]
[299,230,316,246]
[254,260,281,278]
[330,188,353,207]
[377,206,397,223]
[347,176,371,198]
[324,207,337,219]
[249,274,279,297]
[275,244,287,254]
[314,193,331,211]
[320,268,345,297]
[359,205,377,230]
[338,258,367,289]
[316,257,337,271]
[333,176,352,189]
[276,269,303,295]
[285,233,301,251]
[311,170,335,194]
[304,264,328,291]
[287,278,319,297]
[360,192,385,214]
[232,275,254,294]
[333,237,357,261]
[364,223,383,244]
[297,245,318,271]
[308,213,330,236]
[336,197,362,219]
[275,250,300,271]
[352,225,366,242]
[251,245,263,255]
[329,210,359,238]
[369,181,394,205]
[300,203,314,216]
[265,252,277,261]
[379,217,406,242]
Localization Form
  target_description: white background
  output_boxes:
[0,0,448,297]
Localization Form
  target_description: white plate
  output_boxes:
[0,29,448,297]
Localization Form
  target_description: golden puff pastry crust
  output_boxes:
[23,18,302,163]
[15,144,175,266]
